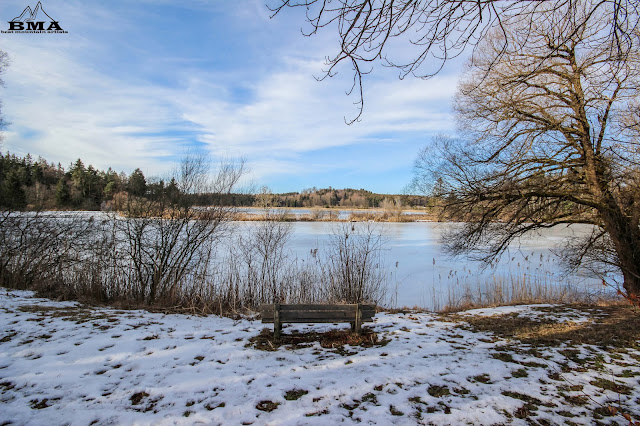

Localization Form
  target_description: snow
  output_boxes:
[459,304,594,323]
[1,289,639,425]
[461,304,557,317]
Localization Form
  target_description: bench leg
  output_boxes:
[354,304,362,334]
[274,323,281,339]
[274,303,281,339]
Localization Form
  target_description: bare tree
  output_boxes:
[114,155,245,304]
[413,3,640,299]
[270,0,639,122]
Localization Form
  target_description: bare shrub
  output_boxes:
[226,214,294,308]
[111,155,244,305]
[309,207,326,221]
[381,197,404,222]
[320,222,387,304]
[215,220,388,311]
[0,211,97,293]
[0,166,390,314]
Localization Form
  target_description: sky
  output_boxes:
[0,0,464,194]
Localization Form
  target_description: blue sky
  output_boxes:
[0,0,462,193]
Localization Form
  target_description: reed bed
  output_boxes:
[435,254,617,312]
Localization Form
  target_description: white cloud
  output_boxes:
[177,57,457,155]
[0,0,460,187]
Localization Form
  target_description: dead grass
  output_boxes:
[256,400,280,412]
[247,327,389,353]
[284,389,308,401]
[130,391,149,405]
[427,385,451,398]
[231,210,438,223]
[450,304,640,348]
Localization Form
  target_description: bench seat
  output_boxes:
[260,303,375,338]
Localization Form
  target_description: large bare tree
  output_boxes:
[413,3,640,299]
[271,0,639,122]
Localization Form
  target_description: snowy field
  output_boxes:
[1,289,639,425]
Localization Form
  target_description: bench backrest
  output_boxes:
[260,304,375,323]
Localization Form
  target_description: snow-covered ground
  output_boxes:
[1,289,638,425]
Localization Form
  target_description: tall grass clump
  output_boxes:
[438,253,617,312]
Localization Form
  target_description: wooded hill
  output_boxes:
[0,152,432,210]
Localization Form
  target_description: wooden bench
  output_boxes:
[260,303,376,338]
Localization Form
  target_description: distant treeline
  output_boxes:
[195,188,432,209]
[0,152,432,210]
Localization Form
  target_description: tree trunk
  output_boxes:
[602,207,640,297]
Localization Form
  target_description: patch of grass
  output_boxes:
[548,371,562,381]
[130,393,162,414]
[284,389,308,401]
[453,387,470,395]
[492,352,515,363]
[0,381,16,391]
[204,402,225,411]
[29,398,49,409]
[389,405,404,416]
[457,305,640,348]
[592,406,615,419]
[520,360,547,368]
[589,378,632,395]
[247,328,388,353]
[305,408,329,417]
[256,400,280,412]
[439,403,452,414]
[514,404,533,419]
[17,305,118,326]
[562,394,589,406]
[468,374,492,384]
[340,402,359,411]
[409,396,425,405]
[617,369,639,378]
[130,391,149,405]
[427,385,451,398]
[361,392,378,404]
[502,391,555,408]
[511,368,529,378]
[0,332,17,343]
[558,384,584,392]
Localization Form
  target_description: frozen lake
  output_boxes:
[235,207,427,219]
[230,221,610,309]
[23,212,611,310]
